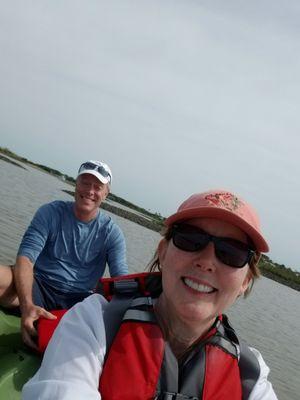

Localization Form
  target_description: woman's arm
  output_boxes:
[22,294,108,400]
[248,347,278,400]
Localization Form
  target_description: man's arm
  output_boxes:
[13,255,35,311]
[14,203,59,348]
[13,255,56,350]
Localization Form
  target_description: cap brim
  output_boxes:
[165,207,269,252]
[77,170,110,185]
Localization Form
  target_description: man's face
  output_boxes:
[74,174,108,218]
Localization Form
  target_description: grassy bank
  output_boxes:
[1,146,299,292]
[259,255,300,291]
[62,189,163,232]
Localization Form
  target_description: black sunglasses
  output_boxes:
[79,162,111,183]
[171,224,254,268]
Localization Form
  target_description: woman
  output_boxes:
[22,189,278,399]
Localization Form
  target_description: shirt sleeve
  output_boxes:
[22,294,107,400]
[248,347,278,400]
[17,203,54,264]
[106,223,128,276]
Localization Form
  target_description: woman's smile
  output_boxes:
[182,276,217,294]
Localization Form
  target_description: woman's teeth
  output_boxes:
[183,278,215,293]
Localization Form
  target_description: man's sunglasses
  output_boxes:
[79,162,111,183]
[171,223,255,268]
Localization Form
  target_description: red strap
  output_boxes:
[37,309,67,353]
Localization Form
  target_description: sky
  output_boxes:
[1,1,300,271]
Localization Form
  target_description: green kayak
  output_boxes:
[0,308,40,400]
[0,273,161,398]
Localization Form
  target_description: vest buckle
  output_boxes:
[154,392,199,400]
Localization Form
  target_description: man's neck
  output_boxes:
[73,206,99,223]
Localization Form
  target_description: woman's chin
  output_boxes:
[177,303,216,326]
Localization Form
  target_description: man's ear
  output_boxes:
[103,185,110,199]
[157,239,168,267]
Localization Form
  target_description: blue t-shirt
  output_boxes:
[17,201,128,293]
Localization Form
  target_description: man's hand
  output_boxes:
[21,304,57,350]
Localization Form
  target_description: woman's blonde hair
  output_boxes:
[147,225,261,297]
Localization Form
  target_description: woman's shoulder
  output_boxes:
[67,294,108,319]
[248,347,278,400]
[55,294,109,339]
[45,294,109,359]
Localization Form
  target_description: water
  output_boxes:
[228,279,299,399]
[1,157,299,399]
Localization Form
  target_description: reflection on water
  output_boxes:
[0,158,299,399]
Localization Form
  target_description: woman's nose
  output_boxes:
[193,242,217,271]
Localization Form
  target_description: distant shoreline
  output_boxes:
[1,146,299,293]
[62,189,163,232]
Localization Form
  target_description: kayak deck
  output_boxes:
[0,308,40,399]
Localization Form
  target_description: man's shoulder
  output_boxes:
[97,209,113,224]
[97,211,123,235]
[35,201,73,221]
[40,200,73,212]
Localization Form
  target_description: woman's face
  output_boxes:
[158,217,251,327]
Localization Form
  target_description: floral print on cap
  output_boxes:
[205,192,243,212]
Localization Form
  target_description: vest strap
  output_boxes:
[123,308,157,323]
[209,336,238,358]
[102,279,141,350]
[130,296,153,307]
[239,341,260,399]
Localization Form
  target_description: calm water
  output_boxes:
[1,158,299,399]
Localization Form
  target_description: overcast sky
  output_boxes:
[1,1,300,271]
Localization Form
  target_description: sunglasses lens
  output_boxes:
[215,239,250,268]
[172,225,208,252]
[82,162,95,169]
[172,224,252,268]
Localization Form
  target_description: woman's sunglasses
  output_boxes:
[171,223,255,268]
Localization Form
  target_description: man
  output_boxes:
[0,160,128,349]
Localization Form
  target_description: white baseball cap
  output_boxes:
[77,160,112,185]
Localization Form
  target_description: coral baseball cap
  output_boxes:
[77,160,112,185]
[165,189,269,252]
